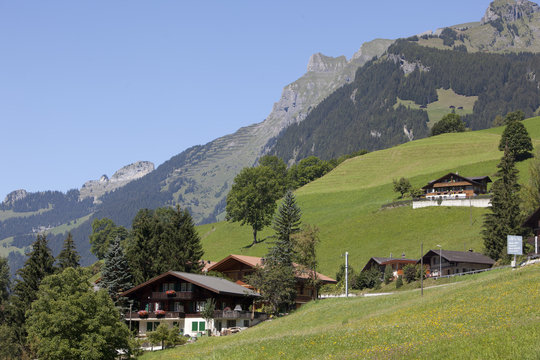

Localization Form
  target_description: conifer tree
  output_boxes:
[0,256,10,324]
[10,234,55,351]
[483,148,523,260]
[268,190,302,266]
[499,118,533,161]
[101,237,134,305]
[56,232,80,270]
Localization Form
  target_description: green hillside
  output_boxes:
[198,117,540,277]
[140,263,540,359]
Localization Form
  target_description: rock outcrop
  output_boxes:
[80,161,154,202]
[3,189,28,206]
[481,0,540,24]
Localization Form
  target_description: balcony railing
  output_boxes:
[213,310,253,319]
[126,311,184,319]
[151,291,193,300]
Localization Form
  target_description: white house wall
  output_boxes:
[413,198,491,209]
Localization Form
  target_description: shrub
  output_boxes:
[395,276,403,289]
[403,264,417,283]
[383,265,393,285]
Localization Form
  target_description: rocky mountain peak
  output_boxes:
[307,53,348,73]
[80,161,154,202]
[481,0,540,24]
[3,189,28,206]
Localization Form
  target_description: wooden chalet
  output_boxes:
[522,207,540,254]
[207,254,337,308]
[418,249,495,277]
[361,256,417,278]
[120,271,264,337]
[422,173,491,200]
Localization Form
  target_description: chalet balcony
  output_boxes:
[151,291,193,300]
[214,310,255,319]
[126,311,185,319]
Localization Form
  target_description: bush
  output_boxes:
[395,276,403,289]
[383,265,393,285]
[403,264,417,283]
[354,268,381,290]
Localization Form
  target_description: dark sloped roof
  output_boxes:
[120,270,259,297]
[422,173,491,190]
[523,207,540,229]
[361,257,418,271]
[171,271,259,296]
[420,250,495,265]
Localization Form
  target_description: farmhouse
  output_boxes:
[418,249,495,277]
[207,254,337,307]
[120,270,264,337]
[522,207,540,254]
[422,173,491,200]
[361,256,417,278]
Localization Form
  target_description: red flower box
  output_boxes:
[155,310,166,318]
[137,310,148,318]
[166,290,176,296]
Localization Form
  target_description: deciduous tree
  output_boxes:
[521,149,540,216]
[89,218,128,260]
[431,113,466,136]
[292,225,320,299]
[226,166,282,245]
[393,177,412,198]
[26,268,131,359]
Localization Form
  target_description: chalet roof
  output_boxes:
[208,254,337,284]
[361,257,417,271]
[422,173,491,190]
[419,250,495,265]
[523,207,540,229]
[120,270,260,298]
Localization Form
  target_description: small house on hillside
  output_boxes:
[521,207,540,254]
[361,256,418,278]
[120,271,264,337]
[418,249,495,277]
[207,254,337,308]
[422,173,491,200]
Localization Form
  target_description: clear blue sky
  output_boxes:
[0,1,492,200]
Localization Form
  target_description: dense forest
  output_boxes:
[271,40,540,163]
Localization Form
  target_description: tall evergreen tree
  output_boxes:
[56,232,80,270]
[499,119,533,161]
[126,206,204,283]
[10,234,55,352]
[268,190,302,266]
[101,237,134,305]
[0,256,10,324]
[483,149,523,260]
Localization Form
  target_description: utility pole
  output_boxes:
[345,251,349,297]
[420,243,423,296]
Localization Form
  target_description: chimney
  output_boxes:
[402,252,405,259]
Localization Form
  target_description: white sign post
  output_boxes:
[507,235,523,268]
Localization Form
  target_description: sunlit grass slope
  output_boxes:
[140,263,540,360]
[198,117,540,276]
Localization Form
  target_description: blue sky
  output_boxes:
[0,1,492,200]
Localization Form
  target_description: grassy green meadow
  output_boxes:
[198,117,540,277]
[140,263,540,360]
[395,88,478,126]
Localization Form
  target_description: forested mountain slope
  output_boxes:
[271,40,540,163]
